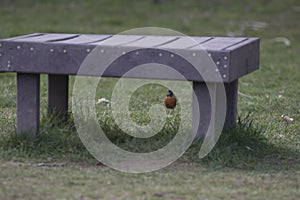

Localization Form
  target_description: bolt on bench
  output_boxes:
[0,33,259,139]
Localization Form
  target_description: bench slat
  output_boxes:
[124,36,178,48]
[3,33,45,41]
[55,34,112,44]
[192,37,248,50]
[224,38,259,50]
[158,37,212,49]
[9,33,79,42]
[91,35,145,46]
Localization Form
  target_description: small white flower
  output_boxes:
[96,98,111,105]
[281,114,294,122]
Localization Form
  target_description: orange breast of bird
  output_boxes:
[164,96,177,109]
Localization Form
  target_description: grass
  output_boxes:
[0,0,300,199]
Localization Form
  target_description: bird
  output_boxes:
[164,90,177,109]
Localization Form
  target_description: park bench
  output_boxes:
[0,33,259,139]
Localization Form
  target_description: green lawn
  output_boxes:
[0,0,299,199]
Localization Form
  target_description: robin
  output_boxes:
[164,90,177,109]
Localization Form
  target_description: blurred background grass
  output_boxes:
[0,0,299,199]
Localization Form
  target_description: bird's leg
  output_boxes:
[166,108,173,117]
[171,108,175,115]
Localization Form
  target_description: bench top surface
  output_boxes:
[0,33,260,82]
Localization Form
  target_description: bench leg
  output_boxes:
[17,73,40,138]
[192,82,211,139]
[48,75,69,119]
[224,80,238,128]
[192,82,227,139]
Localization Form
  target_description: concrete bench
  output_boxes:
[0,33,259,139]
